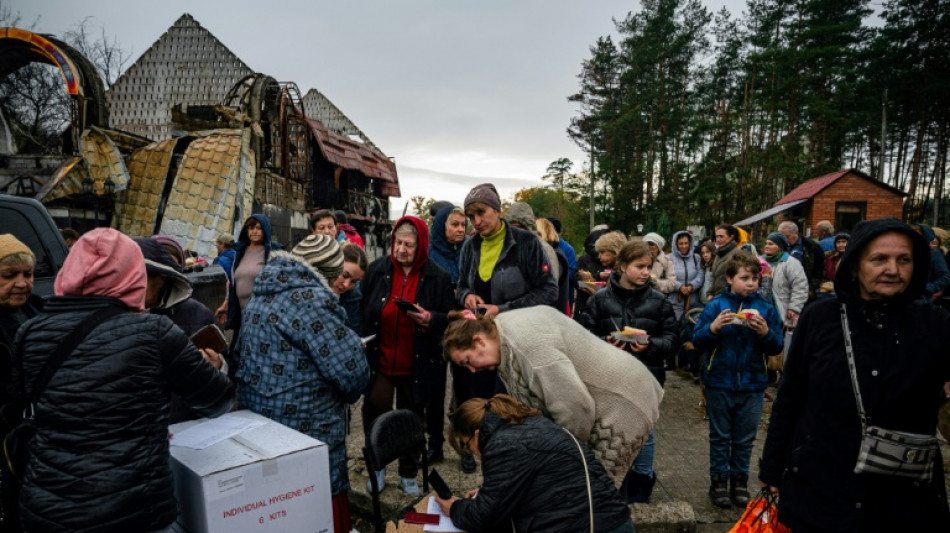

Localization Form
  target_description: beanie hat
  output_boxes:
[152,234,185,272]
[595,231,628,255]
[334,210,348,224]
[505,202,537,232]
[766,232,789,251]
[464,183,501,212]
[429,200,455,217]
[642,232,666,250]
[834,233,850,244]
[0,234,33,261]
[54,228,146,312]
[292,234,344,280]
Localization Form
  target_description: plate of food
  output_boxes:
[611,326,650,344]
[581,280,607,290]
[731,308,760,325]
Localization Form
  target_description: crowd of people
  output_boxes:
[1,197,949,532]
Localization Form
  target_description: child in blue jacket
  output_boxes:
[692,250,783,509]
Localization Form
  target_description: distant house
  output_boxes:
[734,168,906,236]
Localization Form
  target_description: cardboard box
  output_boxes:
[170,410,332,533]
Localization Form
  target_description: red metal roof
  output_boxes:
[773,168,904,206]
[304,117,400,197]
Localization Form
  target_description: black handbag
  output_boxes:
[3,305,125,481]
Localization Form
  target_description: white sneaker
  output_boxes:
[400,476,421,496]
[366,468,385,493]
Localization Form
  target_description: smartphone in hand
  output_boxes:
[429,468,453,499]
[393,298,419,313]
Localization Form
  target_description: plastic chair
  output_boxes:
[363,409,429,532]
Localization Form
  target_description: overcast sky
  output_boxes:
[11,0,748,217]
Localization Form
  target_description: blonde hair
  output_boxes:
[595,231,628,255]
[449,394,539,456]
[535,218,559,246]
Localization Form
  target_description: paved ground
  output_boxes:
[344,369,950,532]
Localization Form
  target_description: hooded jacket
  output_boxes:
[457,220,558,312]
[759,218,950,531]
[574,228,611,314]
[915,223,950,297]
[642,232,676,295]
[15,229,233,532]
[225,214,281,331]
[428,205,462,285]
[449,412,630,533]
[710,240,739,297]
[692,289,784,392]
[361,216,454,401]
[236,251,370,495]
[667,230,705,318]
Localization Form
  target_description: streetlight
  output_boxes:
[81,177,116,227]
[636,223,644,235]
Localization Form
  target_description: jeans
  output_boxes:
[631,430,656,476]
[706,388,764,476]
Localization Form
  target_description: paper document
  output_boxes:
[170,415,267,450]
[424,496,464,532]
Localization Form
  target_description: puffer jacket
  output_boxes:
[667,230,704,319]
[692,290,783,392]
[576,273,679,374]
[449,412,630,533]
[14,296,234,533]
[456,220,558,312]
[710,240,739,297]
[237,251,370,496]
[764,254,808,327]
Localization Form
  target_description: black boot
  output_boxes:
[730,473,750,507]
[621,471,657,504]
[709,474,731,508]
[460,450,477,473]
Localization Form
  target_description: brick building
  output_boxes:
[735,168,906,236]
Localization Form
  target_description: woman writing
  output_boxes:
[435,394,632,533]
[759,218,950,531]
[442,305,663,485]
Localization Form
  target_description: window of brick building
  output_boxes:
[835,202,866,233]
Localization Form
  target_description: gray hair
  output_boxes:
[778,221,799,235]
[394,221,418,237]
[0,252,35,268]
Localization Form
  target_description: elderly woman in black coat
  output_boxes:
[435,394,632,533]
[759,218,950,532]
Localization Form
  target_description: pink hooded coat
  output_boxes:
[54,228,147,312]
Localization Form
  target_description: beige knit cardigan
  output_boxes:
[495,306,664,485]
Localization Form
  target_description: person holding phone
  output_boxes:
[361,216,455,495]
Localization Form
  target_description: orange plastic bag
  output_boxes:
[727,489,791,533]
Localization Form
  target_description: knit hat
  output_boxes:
[766,232,789,251]
[54,228,146,312]
[0,234,33,261]
[642,232,666,250]
[834,233,850,244]
[292,234,344,279]
[505,202,537,232]
[464,183,501,212]
[594,231,628,255]
[152,234,185,272]
[334,210,348,224]
[547,217,562,234]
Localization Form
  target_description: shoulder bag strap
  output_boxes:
[839,304,868,430]
[25,304,126,408]
[562,427,594,533]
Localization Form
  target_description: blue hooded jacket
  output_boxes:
[692,289,783,392]
[428,205,462,285]
[225,214,281,332]
[914,223,950,298]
